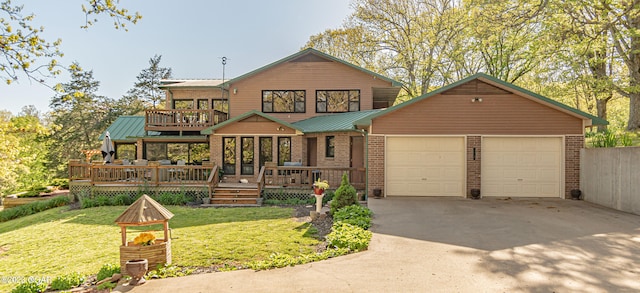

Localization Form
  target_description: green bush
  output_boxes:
[80,197,97,209]
[112,194,133,206]
[50,272,85,290]
[326,222,372,252]
[155,192,188,206]
[96,263,120,282]
[19,186,49,198]
[329,173,357,214]
[50,178,69,189]
[333,205,372,230]
[11,280,47,293]
[96,195,113,207]
[0,196,70,223]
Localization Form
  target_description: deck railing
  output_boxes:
[145,109,228,131]
[69,161,214,186]
[263,166,366,191]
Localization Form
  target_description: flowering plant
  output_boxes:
[133,232,156,246]
[313,178,329,190]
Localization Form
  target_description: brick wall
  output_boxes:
[367,135,385,197]
[466,136,481,197]
[565,135,584,199]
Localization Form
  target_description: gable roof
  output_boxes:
[355,73,608,126]
[293,109,383,133]
[115,194,174,226]
[201,110,303,134]
[224,48,402,87]
[99,116,160,142]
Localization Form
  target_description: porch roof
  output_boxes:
[99,116,160,142]
[292,109,383,133]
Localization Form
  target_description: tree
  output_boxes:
[48,63,119,176]
[122,54,172,110]
[0,0,141,86]
[0,108,52,195]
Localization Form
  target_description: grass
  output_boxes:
[0,206,319,292]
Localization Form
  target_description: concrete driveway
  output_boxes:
[116,197,640,293]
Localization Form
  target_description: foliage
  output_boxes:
[47,64,122,178]
[50,178,69,189]
[146,264,193,279]
[96,263,120,282]
[245,248,352,271]
[0,0,139,85]
[330,172,358,214]
[154,192,188,206]
[0,196,69,222]
[10,280,47,293]
[588,130,636,147]
[0,110,52,196]
[312,178,329,190]
[121,55,173,110]
[326,222,372,252]
[18,185,49,198]
[333,205,372,230]
[96,281,116,291]
[49,272,85,290]
[112,194,132,206]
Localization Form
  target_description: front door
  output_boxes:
[307,138,317,166]
[350,136,365,187]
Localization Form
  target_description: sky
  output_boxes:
[0,0,353,115]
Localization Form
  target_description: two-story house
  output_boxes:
[75,48,605,205]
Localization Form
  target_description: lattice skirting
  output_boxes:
[70,182,208,202]
[263,187,333,201]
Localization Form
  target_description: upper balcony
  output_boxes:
[145,109,229,132]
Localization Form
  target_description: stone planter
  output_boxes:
[125,259,148,286]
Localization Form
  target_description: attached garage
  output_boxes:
[385,136,465,196]
[482,137,563,198]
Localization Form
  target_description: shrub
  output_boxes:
[19,186,49,198]
[329,173,357,214]
[80,197,97,209]
[96,195,113,207]
[112,194,133,206]
[0,196,70,223]
[50,178,69,190]
[50,272,85,290]
[146,264,193,279]
[11,280,47,293]
[96,281,117,291]
[156,192,188,206]
[96,263,120,282]
[333,205,372,230]
[326,222,372,252]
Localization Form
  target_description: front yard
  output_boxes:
[0,205,321,292]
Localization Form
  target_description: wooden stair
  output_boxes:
[209,186,262,207]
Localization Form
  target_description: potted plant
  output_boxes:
[313,178,329,195]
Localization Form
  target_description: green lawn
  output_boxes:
[0,206,318,292]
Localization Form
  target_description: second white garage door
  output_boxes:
[386,137,465,196]
[482,137,562,198]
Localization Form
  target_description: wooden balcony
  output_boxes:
[145,109,228,132]
[261,166,366,191]
[69,161,214,186]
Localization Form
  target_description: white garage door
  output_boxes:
[482,137,562,198]
[386,137,465,196]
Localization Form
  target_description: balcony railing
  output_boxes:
[261,166,366,191]
[145,109,228,132]
[69,161,214,186]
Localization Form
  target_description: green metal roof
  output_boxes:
[224,48,402,87]
[201,110,303,134]
[355,73,609,126]
[99,116,160,142]
[293,109,382,133]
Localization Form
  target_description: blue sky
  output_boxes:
[0,0,352,114]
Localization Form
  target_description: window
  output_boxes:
[173,99,194,110]
[316,90,360,113]
[277,137,291,165]
[262,90,305,113]
[116,144,136,161]
[212,99,229,123]
[145,143,167,161]
[241,137,254,175]
[223,137,236,175]
[259,137,273,167]
[144,142,209,163]
[325,136,335,158]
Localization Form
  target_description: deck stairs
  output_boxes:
[207,183,262,207]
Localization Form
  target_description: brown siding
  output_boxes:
[441,80,512,95]
[565,136,584,199]
[214,118,297,135]
[165,88,224,109]
[372,93,584,135]
[228,61,393,123]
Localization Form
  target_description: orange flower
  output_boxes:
[133,232,156,246]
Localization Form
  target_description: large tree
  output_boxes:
[121,54,172,111]
[0,0,141,86]
[48,63,119,176]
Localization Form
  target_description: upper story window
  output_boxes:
[173,99,194,109]
[316,90,360,113]
[262,90,305,113]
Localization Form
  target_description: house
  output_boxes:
[75,48,605,202]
